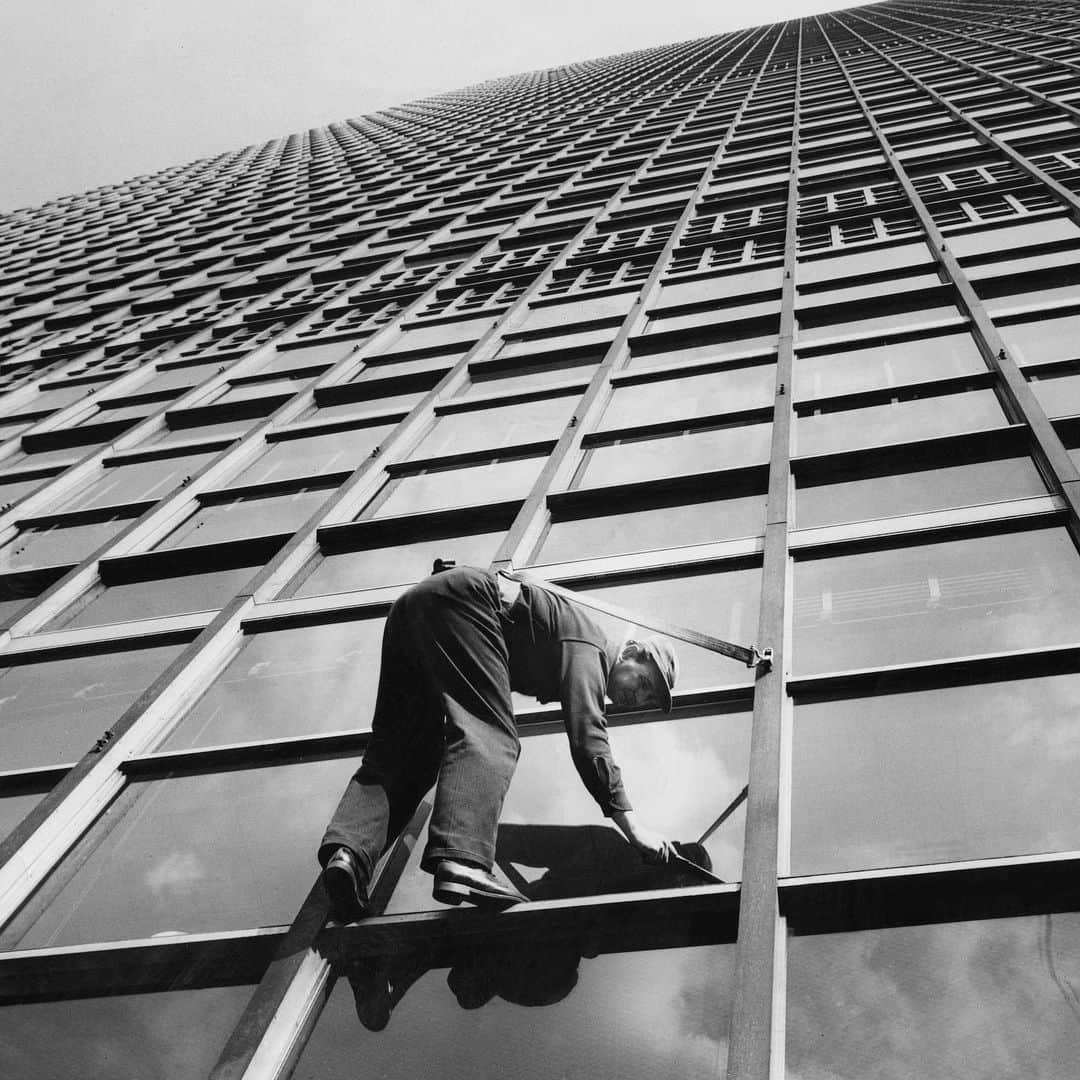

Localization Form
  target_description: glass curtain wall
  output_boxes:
[2,3,1080,1078]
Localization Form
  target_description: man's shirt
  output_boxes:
[501,575,632,816]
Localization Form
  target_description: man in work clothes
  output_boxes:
[319,564,679,919]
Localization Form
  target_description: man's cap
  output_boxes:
[639,635,678,713]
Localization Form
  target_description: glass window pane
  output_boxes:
[211,376,310,405]
[0,789,48,844]
[296,940,734,1080]
[305,391,426,422]
[577,422,772,488]
[75,400,157,427]
[408,395,576,461]
[47,565,259,630]
[1001,311,1080,368]
[0,472,56,508]
[796,388,1005,457]
[386,705,751,914]
[625,341,776,373]
[797,240,933,284]
[158,618,385,750]
[791,674,1080,875]
[795,455,1046,529]
[349,354,452,385]
[794,330,985,399]
[950,215,1080,259]
[646,301,781,337]
[48,452,220,514]
[536,493,766,564]
[798,272,943,308]
[0,516,132,571]
[793,527,1080,674]
[597,364,776,431]
[797,302,960,345]
[985,282,1080,316]
[570,566,761,690]
[518,293,636,331]
[630,332,778,368]
[457,357,598,399]
[226,425,396,488]
[374,316,489,358]
[0,644,185,770]
[132,360,226,396]
[1029,368,1080,419]
[13,754,359,948]
[154,487,334,549]
[0,382,96,418]
[290,531,506,597]
[371,456,544,518]
[0,576,47,627]
[6,444,98,470]
[0,986,253,1080]
[262,341,356,372]
[787,915,1080,1080]
[140,417,253,447]
[0,419,49,443]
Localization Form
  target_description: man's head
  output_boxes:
[606,636,678,712]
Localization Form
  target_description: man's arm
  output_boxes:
[559,641,674,862]
[610,810,675,864]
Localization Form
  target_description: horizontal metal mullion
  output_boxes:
[322,884,740,962]
[315,500,520,553]
[0,927,282,1004]
[122,730,372,778]
[787,640,1080,701]
[790,423,1030,480]
[781,849,1080,934]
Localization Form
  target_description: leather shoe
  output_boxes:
[433,859,527,910]
[323,846,368,922]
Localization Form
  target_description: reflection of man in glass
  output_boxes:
[319,565,678,919]
[346,942,586,1031]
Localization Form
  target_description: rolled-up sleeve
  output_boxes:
[559,640,633,816]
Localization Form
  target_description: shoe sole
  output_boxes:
[433,880,525,910]
[323,865,367,922]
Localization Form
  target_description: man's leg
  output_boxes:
[319,599,442,919]
[400,569,524,902]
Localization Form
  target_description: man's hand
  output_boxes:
[611,810,675,864]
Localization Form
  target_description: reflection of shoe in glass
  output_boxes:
[433,860,528,909]
[323,847,369,923]
[348,964,392,1031]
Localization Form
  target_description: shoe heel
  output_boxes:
[433,881,469,906]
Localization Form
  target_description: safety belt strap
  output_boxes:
[501,568,772,669]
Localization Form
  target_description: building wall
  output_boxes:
[2,2,1080,1076]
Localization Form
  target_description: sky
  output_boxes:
[0,0,881,213]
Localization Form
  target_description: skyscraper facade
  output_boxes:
[2,0,1080,1075]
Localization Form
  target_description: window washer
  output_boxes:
[318,563,679,920]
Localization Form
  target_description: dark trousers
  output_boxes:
[319,567,520,878]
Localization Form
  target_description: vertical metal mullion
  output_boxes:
[816,13,1080,530]
[495,25,789,570]
[726,18,800,1080]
